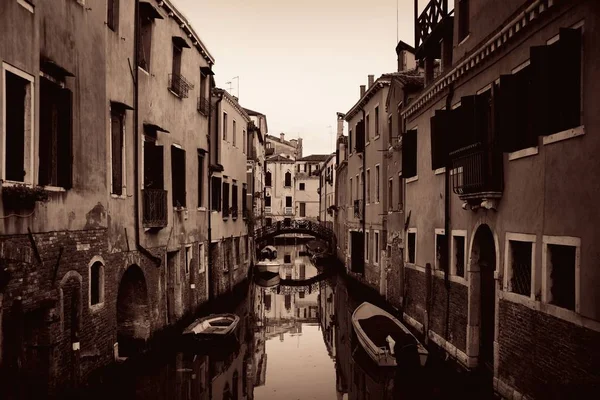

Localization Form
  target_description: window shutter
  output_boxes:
[555,28,582,132]
[58,88,73,189]
[497,74,519,152]
[402,129,417,178]
[459,96,478,148]
[111,113,123,195]
[430,110,451,170]
[355,120,365,152]
[530,45,551,136]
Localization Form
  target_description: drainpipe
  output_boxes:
[133,0,161,267]
[361,110,366,258]
[444,83,455,339]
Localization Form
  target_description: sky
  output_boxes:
[173,0,422,156]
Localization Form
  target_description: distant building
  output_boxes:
[318,154,337,230]
[244,107,268,231]
[295,154,330,222]
[264,154,296,225]
[265,133,302,159]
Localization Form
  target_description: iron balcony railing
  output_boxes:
[416,0,449,50]
[142,189,168,228]
[353,199,363,220]
[284,207,294,216]
[450,142,503,199]
[169,73,194,98]
[197,96,209,115]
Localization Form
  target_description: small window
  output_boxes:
[264,195,271,207]
[388,115,393,146]
[388,179,393,211]
[111,107,125,195]
[285,196,292,207]
[185,245,192,275]
[107,0,120,32]
[233,120,237,146]
[265,171,272,187]
[407,230,416,264]
[350,178,353,203]
[365,231,370,262]
[198,243,205,273]
[197,151,204,207]
[398,172,403,209]
[299,202,306,217]
[211,176,222,211]
[544,236,579,311]
[374,106,379,136]
[452,233,466,277]
[284,171,292,187]
[90,261,104,307]
[366,169,371,204]
[435,230,447,271]
[284,254,291,264]
[458,0,470,42]
[243,129,246,154]
[348,129,353,153]
[365,114,370,141]
[299,182,305,191]
[222,112,228,140]
[374,232,379,264]
[232,182,238,217]
[375,165,380,203]
[138,5,155,71]
[507,239,533,296]
[222,181,230,216]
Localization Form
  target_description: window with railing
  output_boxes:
[197,96,209,115]
[143,188,168,228]
[353,199,363,220]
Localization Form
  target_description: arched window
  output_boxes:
[284,171,291,187]
[89,257,105,308]
[265,171,272,187]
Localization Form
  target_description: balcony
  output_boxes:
[450,142,503,208]
[284,207,294,216]
[415,0,453,58]
[231,208,238,219]
[353,199,363,220]
[142,189,168,228]
[197,96,209,115]
[169,73,194,98]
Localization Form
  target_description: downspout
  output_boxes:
[207,69,214,300]
[133,0,161,266]
[361,110,366,262]
[444,83,455,339]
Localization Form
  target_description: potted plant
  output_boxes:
[1,184,49,209]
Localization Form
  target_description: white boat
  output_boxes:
[255,260,280,274]
[183,313,240,337]
[351,302,428,367]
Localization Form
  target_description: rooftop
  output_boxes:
[297,154,330,162]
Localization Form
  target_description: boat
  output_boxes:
[254,271,281,287]
[260,245,277,260]
[255,260,280,274]
[351,302,428,367]
[183,313,240,338]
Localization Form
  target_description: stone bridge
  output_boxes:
[254,220,335,245]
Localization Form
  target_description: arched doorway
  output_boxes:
[469,224,497,374]
[117,265,150,357]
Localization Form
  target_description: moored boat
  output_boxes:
[183,313,240,338]
[351,302,428,367]
[254,271,281,288]
[255,260,280,274]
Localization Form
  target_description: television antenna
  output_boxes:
[232,76,239,98]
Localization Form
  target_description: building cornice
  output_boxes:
[215,89,251,122]
[159,0,215,65]
[402,0,553,120]
[346,78,392,121]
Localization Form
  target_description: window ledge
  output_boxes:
[434,167,446,175]
[433,270,468,286]
[173,207,187,212]
[2,181,33,188]
[89,303,105,313]
[111,193,127,200]
[43,185,66,192]
[18,0,34,13]
[197,207,207,211]
[542,125,585,146]
[365,141,371,147]
[405,263,426,273]
[168,88,182,99]
[508,146,539,161]
[406,176,418,184]
[374,135,380,141]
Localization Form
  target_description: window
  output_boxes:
[299,264,306,279]
[348,129,353,153]
[299,182,305,191]
[374,106,379,136]
[285,196,292,207]
[284,171,291,187]
[398,173,403,208]
[284,254,291,264]
[242,129,246,153]
[197,151,204,207]
[299,202,306,217]
[107,0,119,32]
[365,231,370,261]
[264,195,271,207]
[171,146,186,208]
[265,171,272,187]
[375,165,380,203]
[407,229,416,264]
[365,114,370,141]
[3,66,34,183]
[198,243,205,273]
[185,245,192,275]
[374,232,379,264]
[388,179,393,211]
[458,0,470,42]
[233,120,237,146]
[138,4,156,71]
[350,178,353,203]
[303,164,307,172]
[39,76,73,188]
[89,260,104,307]
[144,139,164,190]
[222,112,228,140]
[543,236,579,311]
[451,231,467,277]
[242,183,247,217]
[211,176,222,211]
[234,237,240,266]
[285,294,291,310]
[355,174,359,199]
[199,70,207,99]
[366,169,371,204]
[401,129,417,179]
[222,181,230,216]
[505,233,535,297]
[265,217,272,226]
[435,229,447,271]
[388,115,393,146]
[110,107,125,195]
[232,182,238,217]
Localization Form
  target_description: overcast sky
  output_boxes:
[173,0,421,156]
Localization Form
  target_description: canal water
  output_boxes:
[80,243,494,400]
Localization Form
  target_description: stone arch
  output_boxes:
[117,264,150,357]
[59,271,83,339]
[465,222,500,374]
[87,256,105,309]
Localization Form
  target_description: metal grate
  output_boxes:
[510,241,532,296]
[169,73,194,98]
[353,199,363,220]
[197,96,209,115]
[142,189,168,228]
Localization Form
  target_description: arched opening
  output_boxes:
[117,265,150,357]
[89,261,104,307]
[469,224,497,374]
[284,171,291,187]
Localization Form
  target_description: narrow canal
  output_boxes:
[79,242,494,400]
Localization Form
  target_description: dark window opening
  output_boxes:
[299,182,305,190]
[375,106,379,136]
[510,241,532,296]
[5,71,29,182]
[264,294,272,311]
[284,294,291,310]
[265,218,272,226]
[144,140,164,189]
[388,116,393,146]
[284,254,291,264]
[436,233,447,271]
[242,183,247,217]
[90,262,103,305]
[454,236,465,277]
[111,108,125,195]
[39,77,73,188]
[107,0,120,32]
[171,146,186,208]
[348,129,353,152]
[172,44,182,78]
[232,183,238,218]
[211,177,222,211]
[138,7,154,71]
[407,232,416,264]
[299,202,306,217]
[388,179,393,211]
[284,171,292,187]
[285,196,292,207]
[265,171,272,187]
[548,244,576,311]
[350,231,365,274]
[458,0,470,42]
[402,129,417,178]
[299,264,306,279]
[299,291,305,299]
[222,181,230,216]
[223,113,228,140]
[366,114,370,141]
[264,196,271,207]
[197,151,204,207]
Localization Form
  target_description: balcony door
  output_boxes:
[144,140,164,189]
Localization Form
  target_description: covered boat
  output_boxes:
[351,302,428,367]
[183,313,240,338]
[255,260,280,274]
[254,271,281,288]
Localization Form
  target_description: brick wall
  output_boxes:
[498,300,600,399]
[428,276,468,353]
[404,268,426,326]
[386,235,403,310]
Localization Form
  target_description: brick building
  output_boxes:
[399,0,600,398]
[0,0,217,395]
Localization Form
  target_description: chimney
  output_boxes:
[368,75,374,88]
[280,132,285,142]
[336,112,345,138]
[360,85,366,97]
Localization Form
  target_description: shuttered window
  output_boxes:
[222,181,230,216]
[171,146,186,207]
[430,110,452,170]
[401,129,417,178]
[355,120,365,152]
[110,108,124,195]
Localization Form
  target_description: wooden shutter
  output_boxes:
[555,28,582,132]
[459,96,477,148]
[144,142,164,189]
[111,112,123,195]
[402,129,417,178]
[430,110,451,170]
[57,88,73,189]
[355,120,365,152]
[530,45,551,136]
[38,78,53,186]
[497,74,518,152]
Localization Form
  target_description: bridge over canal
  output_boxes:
[254,220,335,246]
